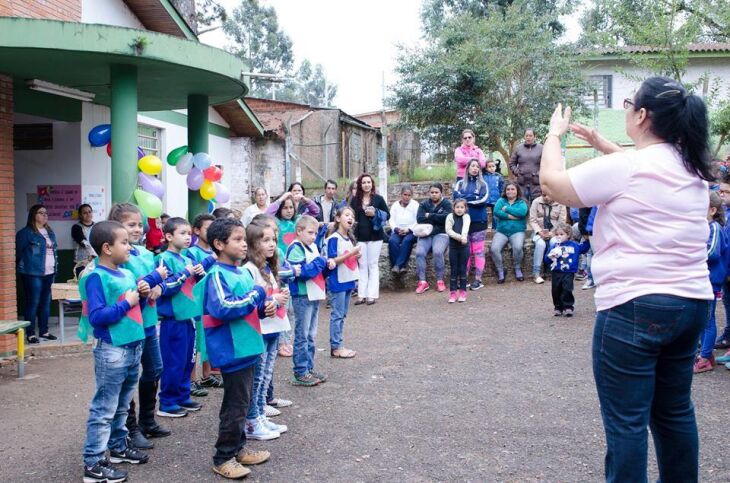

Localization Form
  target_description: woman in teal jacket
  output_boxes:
[490,182,528,283]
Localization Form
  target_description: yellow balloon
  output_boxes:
[199,180,217,200]
[138,155,163,175]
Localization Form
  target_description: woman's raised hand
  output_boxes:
[569,122,623,155]
[548,103,572,137]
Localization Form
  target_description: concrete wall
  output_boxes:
[81,0,144,28]
[230,137,255,212]
[252,138,287,197]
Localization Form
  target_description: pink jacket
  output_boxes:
[454,144,486,178]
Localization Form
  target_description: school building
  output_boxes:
[0,0,265,320]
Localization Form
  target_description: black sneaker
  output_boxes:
[190,381,209,397]
[179,400,202,412]
[27,335,40,344]
[156,406,188,418]
[469,280,484,291]
[199,375,224,388]
[108,447,149,465]
[40,332,58,341]
[127,430,154,450]
[83,459,128,483]
[141,423,171,438]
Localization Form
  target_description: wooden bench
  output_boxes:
[51,283,82,344]
[0,320,31,378]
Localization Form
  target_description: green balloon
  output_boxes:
[134,189,163,218]
[166,145,189,166]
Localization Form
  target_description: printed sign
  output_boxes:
[36,185,81,220]
[82,185,107,222]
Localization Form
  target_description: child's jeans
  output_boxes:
[292,295,320,377]
[330,289,352,349]
[449,242,469,291]
[246,335,279,420]
[159,318,195,409]
[700,293,719,358]
[83,340,143,467]
[214,365,254,466]
[551,271,575,311]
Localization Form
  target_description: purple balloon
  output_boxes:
[214,183,231,203]
[138,172,164,199]
[137,147,146,160]
[187,167,204,190]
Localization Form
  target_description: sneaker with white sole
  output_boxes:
[157,406,187,418]
[268,398,292,408]
[261,415,287,434]
[534,276,545,284]
[582,279,596,290]
[264,405,281,417]
[245,417,280,441]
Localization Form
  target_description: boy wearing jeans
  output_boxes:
[80,221,148,483]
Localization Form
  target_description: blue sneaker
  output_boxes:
[716,350,730,364]
[179,399,202,412]
[157,405,187,418]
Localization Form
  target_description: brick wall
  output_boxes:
[0,0,81,21]
[0,75,17,320]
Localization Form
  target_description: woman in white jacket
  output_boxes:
[387,186,419,273]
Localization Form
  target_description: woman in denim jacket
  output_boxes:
[16,204,58,343]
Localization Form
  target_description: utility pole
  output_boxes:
[379,72,388,201]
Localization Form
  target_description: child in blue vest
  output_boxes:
[286,215,329,386]
[184,213,219,396]
[156,217,206,418]
[80,221,148,483]
[483,160,504,230]
[545,223,590,317]
[108,203,170,451]
[197,218,275,479]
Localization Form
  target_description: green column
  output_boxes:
[110,65,138,203]
[188,94,209,220]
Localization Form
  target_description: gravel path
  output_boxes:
[2,284,729,482]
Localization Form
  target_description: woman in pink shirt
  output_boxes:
[540,77,714,483]
[454,129,486,181]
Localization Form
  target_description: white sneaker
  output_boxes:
[261,415,287,434]
[245,418,280,441]
[582,279,596,290]
[534,276,545,284]
[269,398,293,408]
[264,405,281,417]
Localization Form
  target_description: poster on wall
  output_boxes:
[36,185,81,221]
[82,185,107,222]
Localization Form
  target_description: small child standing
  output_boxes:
[285,215,329,386]
[483,160,504,230]
[156,217,205,417]
[325,207,361,358]
[445,199,471,303]
[80,221,148,483]
[184,213,219,395]
[545,223,590,317]
[195,218,274,479]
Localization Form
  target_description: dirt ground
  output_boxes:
[2,283,730,482]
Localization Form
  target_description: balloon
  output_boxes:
[199,180,216,200]
[106,142,112,157]
[203,165,222,182]
[134,189,162,218]
[193,152,212,169]
[175,153,193,175]
[88,124,111,147]
[207,201,215,214]
[138,172,164,199]
[214,182,230,203]
[138,155,162,175]
[137,147,146,160]
[186,167,204,190]
[167,145,188,166]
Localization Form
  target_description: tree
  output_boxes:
[712,102,730,157]
[194,0,227,31]
[278,60,338,107]
[223,0,295,98]
[392,0,587,162]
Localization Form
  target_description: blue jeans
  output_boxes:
[720,280,730,342]
[159,319,195,409]
[592,294,710,483]
[20,273,54,337]
[416,233,449,281]
[699,295,718,358]
[292,296,319,377]
[388,231,416,269]
[247,336,278,420]
[532,234,553,276]
[490,231,525,274]
[83,340,142,466]
[330,289,352,349]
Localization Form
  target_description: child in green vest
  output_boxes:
[156,217,206,418]
[198,217,275,479]
[81,221,148,483]
[184,213,220,396]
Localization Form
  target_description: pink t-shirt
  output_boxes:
[568,143,713,311]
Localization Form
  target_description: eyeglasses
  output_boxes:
[623,98,635,109]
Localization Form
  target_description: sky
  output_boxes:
[201,0,581,115]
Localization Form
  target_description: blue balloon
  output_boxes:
[207,201,215,213]
[88,124,111,147]
[193,152,212,169]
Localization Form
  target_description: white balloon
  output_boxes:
[175,153,194,175]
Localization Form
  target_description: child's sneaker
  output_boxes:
[693,356,716,373]
[127,429,153,450]
[310,370,327,383]
[268,397,292,408]
[716,349,730,364]
[291,373,320,386]
[157,405,188,418]
[236,447,270,465]
[582,279,596,290]
[553,309,563,317]
[199,375,224,388]
[448,291,457,303]
[179,400,202,412]
[190,381,209,397]
[457,290,467,303]
[415,281,429,294]
[575,269,588,281]
[264,405,281,417]
[436,280,446,292]
[83,459,128,483]
[261,415,288,434]
[534,276,545,284]
[564,308,574,317]
[213,458,251,479]
[245,417,280,441]
[469,280,484,291]
[108,447,149,465]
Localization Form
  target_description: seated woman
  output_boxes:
[388,185,419,273]
[490,182,528,283]
[414,183,452,294]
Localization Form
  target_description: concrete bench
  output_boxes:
[0,320,31,378]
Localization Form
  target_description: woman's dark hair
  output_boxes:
[400,185,413,195]
[501,181,523,200]
[251,187,268,204]
[89,220,125,255]
[212,207,234,219]
[275,197,296,221]
[26,204,52,233]
[288,182,305,195]
[78,203,92,214]
[429,182,443,193]
[632,76,713,181]
[353,173,376,209]
[208,218,244,255]
[709,191,726,226]
[245,222,279,283]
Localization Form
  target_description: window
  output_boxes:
[584,75,613,108]
[138,124,161,156]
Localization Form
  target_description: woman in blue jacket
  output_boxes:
[453,160,489,290]
[16,204,58,343]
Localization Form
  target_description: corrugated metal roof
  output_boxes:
[591,42,730,55]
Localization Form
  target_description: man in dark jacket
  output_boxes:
[509,128,544,205]
[315,179,340,224]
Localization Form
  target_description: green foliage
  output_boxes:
[276,60,338,107]
[711,102,730,157]
[392,0,587,161]
[195,0,227,30]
